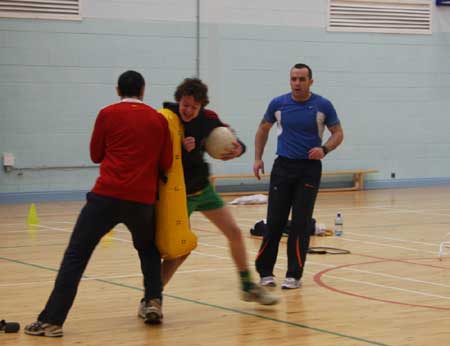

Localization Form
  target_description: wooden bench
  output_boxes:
[210,169,378,196]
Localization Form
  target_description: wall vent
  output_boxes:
[328,0,432,34]
[0,0,80,20]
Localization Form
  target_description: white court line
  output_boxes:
[0,223,30,227]
[35,224,71,233]
[4,237,449,303]
[339,237,438,255]
[192,247,450,301]
[197,222,440,254]
[0,223,134,245]
[321,205,450,217]
[45,221,130,233]
[190,250,232,260]
[29,223,442,260]
[39,223,135,234]
[198,242,450,290]
[344,232,439,247]
[10,223,449,301]
[371,206,450,218]
[1,227,124,235]
[1,229,42,234]
[0,268,233,288]
[0,225,71,234]
[8,207,450,250]
[7,223,441,258]
[320,274,450,300]
[234,204,450,220]
[338,267,450,289]
[34,224,133,242]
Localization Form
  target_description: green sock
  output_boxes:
[239,271,255,292]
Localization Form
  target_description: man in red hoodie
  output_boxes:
[25,71,173,337]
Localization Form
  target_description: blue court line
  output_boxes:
[0,255,389,346]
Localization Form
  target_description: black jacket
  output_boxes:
[163,102,246,194]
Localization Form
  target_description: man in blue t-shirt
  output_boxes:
[253,63,344,289]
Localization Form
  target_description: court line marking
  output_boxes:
[4,230,449,306]
[4,223,450,303]
[323,271,450,300]
[370,206,450,218]
[50,227,450,255]
[0,268,234,288]
[197,241,450,291]
[314,261,450,311]
[338,237,439,255]
[0,254,389,346]
[331,266,450,289]
[193,224,443,257]
[340,232,439,247]
[2,215,445,250]
[2,224,449,292]
[6,219,450,272]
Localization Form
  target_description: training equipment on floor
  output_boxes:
[204,126,236,159]
[156,108,197,259]
[308,247,350,255]
[250,218,325,237]
[0,320,20,333]
[27,203,39,226]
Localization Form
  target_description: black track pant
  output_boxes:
[256,157,321,280]
[37,192,162,326]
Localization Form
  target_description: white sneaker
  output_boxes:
[281,277,301,289]
[242,284,280,305]
[24,321,63,337]
[260,276,276,287]
[138,298,163,324]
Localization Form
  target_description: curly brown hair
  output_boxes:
[174,78,209,107]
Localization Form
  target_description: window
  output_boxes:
[0,0,80,20]
[328,0,432,34]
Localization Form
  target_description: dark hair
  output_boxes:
[174,78,209,107]
[117,70,145,97]
[292,63,313,79]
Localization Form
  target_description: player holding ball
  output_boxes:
[138,78,278,318]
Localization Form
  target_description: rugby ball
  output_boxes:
[204,126,236,159]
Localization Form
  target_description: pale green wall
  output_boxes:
[1,12,450,202]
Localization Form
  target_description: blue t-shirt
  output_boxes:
[264,92,340,159]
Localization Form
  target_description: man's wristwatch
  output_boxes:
[321,145,329,155]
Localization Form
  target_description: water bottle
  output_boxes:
[334,212,343,237]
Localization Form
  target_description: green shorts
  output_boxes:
[187,183,224,216]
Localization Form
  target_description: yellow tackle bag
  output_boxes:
[155,108,197,259]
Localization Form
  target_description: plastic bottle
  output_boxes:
[334,212,343,236]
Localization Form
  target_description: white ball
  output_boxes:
[204,126,236,159]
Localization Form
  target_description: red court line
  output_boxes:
[194,226,450,310]
[314,260,450,311]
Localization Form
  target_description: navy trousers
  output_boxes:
[256,157,321,280]
[38,192,162,325]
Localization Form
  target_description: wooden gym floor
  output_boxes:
[1,186,450,346]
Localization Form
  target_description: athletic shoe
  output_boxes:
[138,298,163,324]
[259,276,276,287]
[281,277,301,289]
[24,321,63,337]
[242,284,280,305]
